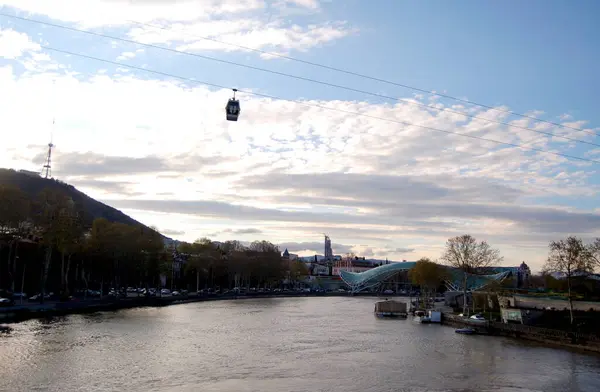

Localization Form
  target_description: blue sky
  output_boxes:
[1,0,599,270]
[328,0,600,117]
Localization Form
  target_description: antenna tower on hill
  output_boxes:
[42,119,55,179]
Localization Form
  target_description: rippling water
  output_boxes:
[1,297,599,392]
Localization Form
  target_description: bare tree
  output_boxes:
[440,234,502,315]
[588,238,600,271]
[343,252,356,271]
[544,236,595,325]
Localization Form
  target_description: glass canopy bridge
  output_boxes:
[339,262,514,294]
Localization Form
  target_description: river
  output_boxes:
[1,296,599,392]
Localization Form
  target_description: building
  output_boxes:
[332,256,390,275]
[288,234,402,280]
[516,261,531,288]
[324,235,333,260]
[281,248,298,261]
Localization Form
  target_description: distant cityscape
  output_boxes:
[283,235,408,278]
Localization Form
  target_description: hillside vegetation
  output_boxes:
[0,168,296,299]
[0,168,148,230]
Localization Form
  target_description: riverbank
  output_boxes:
[0,291,386,323]
[441,312,600,354]
[6,294,599,356]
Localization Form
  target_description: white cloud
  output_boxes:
[0,0,267,27]
[278,0,321,10]
[1,25,599,273]
[0,28,40,58]
[116,51,136,61]
[1,0,355,55]
[167,21,354,55]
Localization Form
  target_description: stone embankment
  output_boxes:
[441,313,600,354]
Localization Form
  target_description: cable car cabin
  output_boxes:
[226,99,240,121]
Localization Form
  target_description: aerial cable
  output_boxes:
[123,19,599,140]
[2,12,599,146]
[35,45,600,166]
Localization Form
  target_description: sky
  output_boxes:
[1,0,600,272]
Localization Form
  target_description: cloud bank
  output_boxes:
[1,1,599,271]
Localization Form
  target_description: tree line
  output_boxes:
[3,180,599,321]
[0,184,303,302]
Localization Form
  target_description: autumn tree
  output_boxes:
[88,218,119,291]
[140,226,168,289]
[181,239,220,292]
[53,197,85,296]
[248,240,283,287]
[441,234,502,315]
[34,188,77,302]
[544,236,596,325]
[409,257,448,307]
[0,183,336,297]
[289,260,309,287]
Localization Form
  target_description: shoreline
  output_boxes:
[440,313,600,355]
[0,291,385,323]
[3,294,600,355]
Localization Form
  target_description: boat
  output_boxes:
[455,327,476,335]
[428,310,442,323]
[468,314,487,323]
[374,299,408,318]
[458,313,487,324]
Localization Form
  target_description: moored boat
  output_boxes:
[374,299,408,318]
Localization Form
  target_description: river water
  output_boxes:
[1,296,599,392]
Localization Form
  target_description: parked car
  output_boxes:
[29,292,53,301]
[0,297,15,307]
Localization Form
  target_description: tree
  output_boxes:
[244,241,283,288]
[409,258,448,307]
[34,188,76,302]
[440,234,502,315]
[0,185,31,292]
[53,197,84,296]
[0,181,301,299]
[182,240,219,292]
[289,261,309,287]
[588,238,600,271]
[543,236,595,325]
[344,252,356,263]
[528,274,546,290]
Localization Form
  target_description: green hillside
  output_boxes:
[0,168,164,237]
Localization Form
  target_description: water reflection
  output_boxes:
[1,297,599,392]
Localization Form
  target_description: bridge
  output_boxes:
[339,262,515,294]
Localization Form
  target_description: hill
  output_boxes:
[0,168,168,239]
